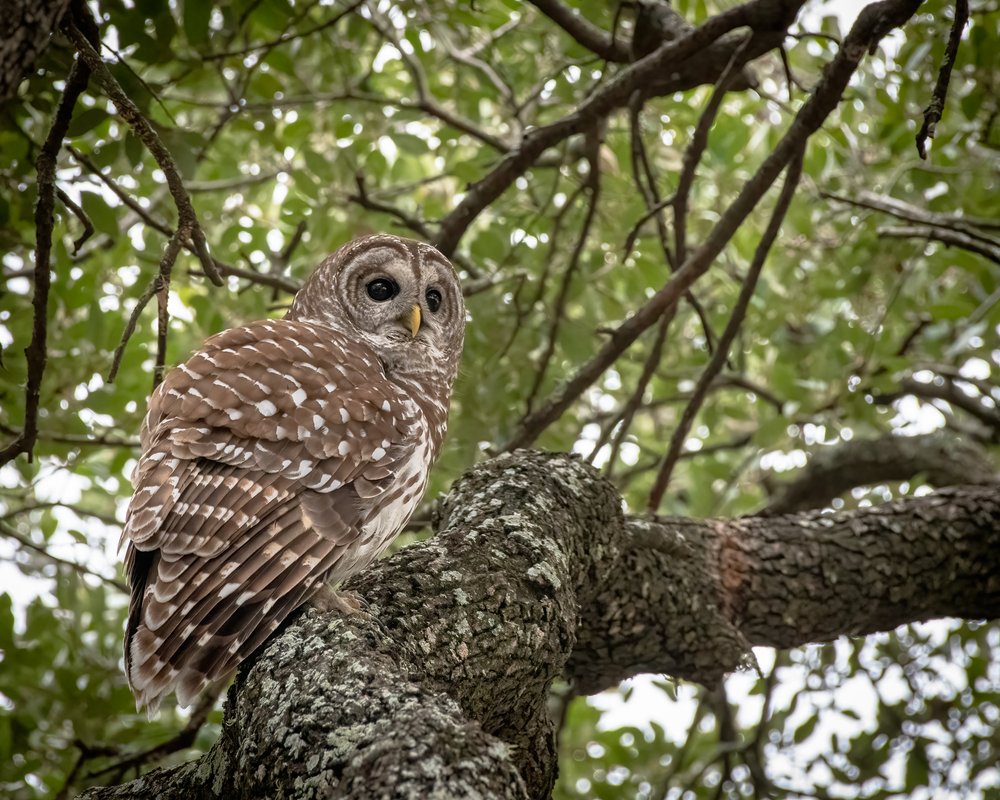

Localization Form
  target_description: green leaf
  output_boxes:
[67,107,110,138]
[183,0,212,46]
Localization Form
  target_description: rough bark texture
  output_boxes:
[0,0,71,103]
[78,451,1000,800]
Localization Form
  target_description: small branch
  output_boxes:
[203,0,363,61]
[915,0,969,159]
[349,174,481,279]
[876,223,1000,264]
[647,147,804,511]
[152,230,185,389]
[822,189,1000,244]
[86,689,219,781]
[55,187,94,254]
[434,0,805,256]
[528,0,631,62]
[1,523,127,592]
[107,237,179,386]
[501,0,922,451]
[65,23,223,286]
[521,163,600,417]
[0,46,91,467]
[764,432,999,514]
[674,34,754,265]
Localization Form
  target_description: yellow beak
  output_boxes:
[407,304,421,338]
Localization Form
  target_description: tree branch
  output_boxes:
[647,147,804,510]
[65,24,223,286]
[915,0,969,159]
[765,431,999,513]
[528,0,631,62]
[434,0,808,257]
[0,35,91,467]
[77,451,1000,800]
[501,0,922,451]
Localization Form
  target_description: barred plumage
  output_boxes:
[122,234,464,713]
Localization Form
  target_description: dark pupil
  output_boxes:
[366,278,397,302]
[426,289,442,312]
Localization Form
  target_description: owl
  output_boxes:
[121,233,465,713]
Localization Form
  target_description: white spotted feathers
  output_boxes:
[122,234,464,713]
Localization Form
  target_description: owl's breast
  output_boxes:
[330,420,434,581]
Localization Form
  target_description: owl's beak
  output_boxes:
[406,304,421,337]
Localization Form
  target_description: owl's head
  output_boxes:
[289,234,465,382]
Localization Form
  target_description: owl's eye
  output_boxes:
[425,288,442,313]
[366,278,398,302]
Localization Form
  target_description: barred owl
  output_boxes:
[121,233,465,713]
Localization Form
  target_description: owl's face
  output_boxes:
[289,234,465,382]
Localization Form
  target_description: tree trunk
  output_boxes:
[79,451,1000,800]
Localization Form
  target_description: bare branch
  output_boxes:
[647,147,804,510]
[527,0,631,62]
[877,223,1000,264]
[434,0,808,257]
[501,0,922,451]
[1,522,127,592]
[0,45,91,467]
[65,23,223,286]
[916,0,969,159]
[55,187,94,254]
[203,0,363,61]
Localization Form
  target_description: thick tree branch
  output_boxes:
[80,451,1000,800]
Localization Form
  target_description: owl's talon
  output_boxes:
[310,586,371,618]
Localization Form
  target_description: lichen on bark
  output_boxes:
[79,451,1000,800]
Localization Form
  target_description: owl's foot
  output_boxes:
[310,586,370,618]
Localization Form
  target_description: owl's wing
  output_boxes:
[123,319,420,712]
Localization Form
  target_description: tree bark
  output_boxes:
[79,451,1000,800]
[0,0,71,103]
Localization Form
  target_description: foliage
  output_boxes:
[0,0,998,797]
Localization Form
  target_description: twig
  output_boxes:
[153,229,187,388]
[600,313,673,475]
[87,688,220,780]
[674,34,753,265]
[362,11,509,153]
[623,191,676,259]
[527,0,631,62]
[822,189,1000,243]
[0,424,139,448]
[500,0,923,452]
[0,499,120,527]
[204,0,363,61]
[647,147,804,511]
[349,174,481,278]
[107,273,167,383]
[55,187,94,254]
[877,223,1000,264]
[434,0,804,256]
[1,522,128,592]
[915,0,969,159]
[521,166,601,417]
[0,45,92,467]
[65,23,223,286]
